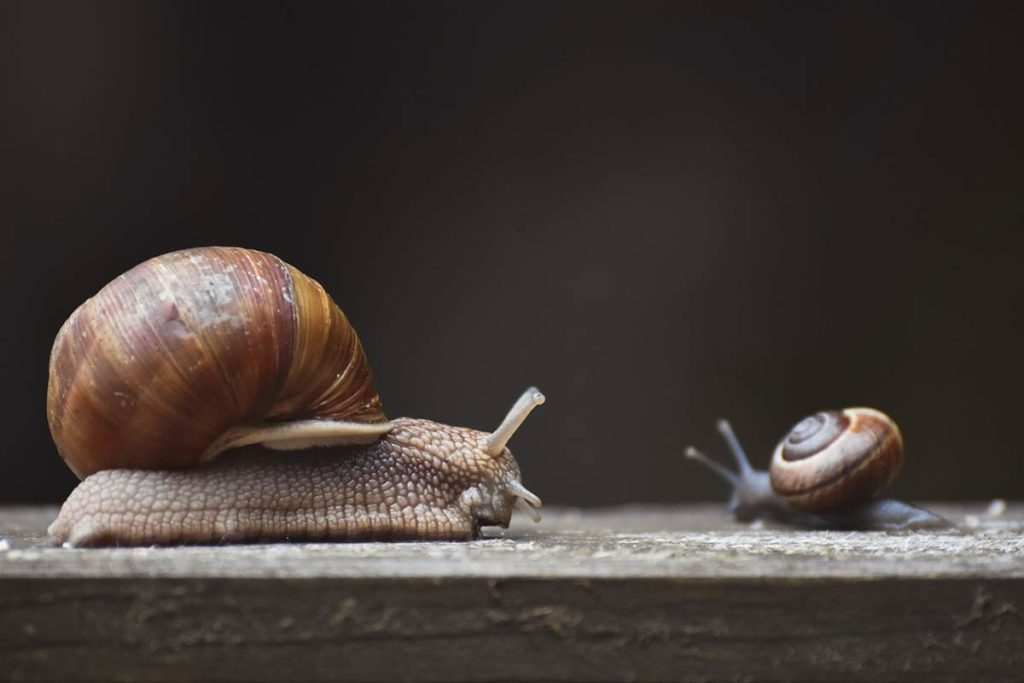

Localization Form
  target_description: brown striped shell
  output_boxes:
[768,408,903,512]
[47,247,388,478]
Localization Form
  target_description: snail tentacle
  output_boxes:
[514,498,542,523]
[684,446,741,486]
[485,389,544,522]
[506,478,543,522]
[715,419,754,476]
[483,387,545,457]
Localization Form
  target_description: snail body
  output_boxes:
[686,408,950,530]
[47,247,543,546]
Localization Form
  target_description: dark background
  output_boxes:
[3,2,1022,506]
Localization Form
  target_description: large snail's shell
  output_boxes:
[768,408,903,512]
[47,247,387,478]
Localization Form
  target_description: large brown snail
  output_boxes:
[47,247,543,546]
[686,409,951,530]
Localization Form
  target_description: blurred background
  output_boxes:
[2,2,1022,506]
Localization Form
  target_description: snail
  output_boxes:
[685,409,952,530]
[46,247,543,546]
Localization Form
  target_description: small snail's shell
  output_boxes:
[768,408,903,513]
[47,247,387,478]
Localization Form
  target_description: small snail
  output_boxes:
[46,247,543,546]
[686,409,951,530]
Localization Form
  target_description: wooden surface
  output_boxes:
[2,503,1023,682]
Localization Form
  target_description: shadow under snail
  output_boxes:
[47,247,543,547]
[686,409,952,530]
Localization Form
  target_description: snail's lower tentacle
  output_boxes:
[514,497,541,523]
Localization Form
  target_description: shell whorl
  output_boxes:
[768,408,903,512]
[47,247,387,478]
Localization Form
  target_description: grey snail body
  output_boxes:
[46,247,543,546]
[686,409,951,531]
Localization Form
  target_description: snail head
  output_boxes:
[384,387,545,532]
[472,387,545,527]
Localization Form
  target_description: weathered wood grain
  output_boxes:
[1,503,1022,682]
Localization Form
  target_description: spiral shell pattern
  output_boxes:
[769,408,903,512]
[47,247,386,477]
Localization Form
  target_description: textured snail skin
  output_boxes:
[728,479,950,531]
[48,418,531,547]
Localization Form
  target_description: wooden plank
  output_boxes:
[1,504,1022,681]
